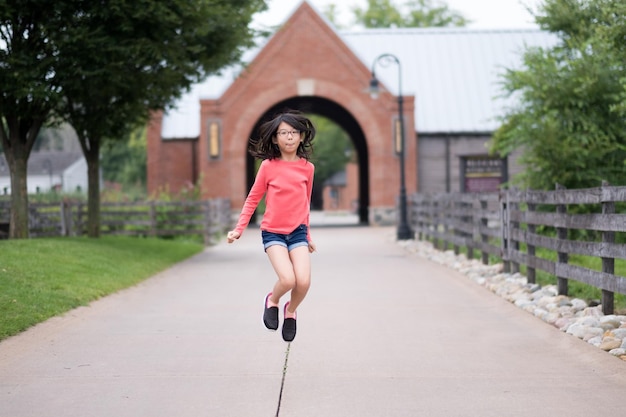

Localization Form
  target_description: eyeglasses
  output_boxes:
[276,130,301,138]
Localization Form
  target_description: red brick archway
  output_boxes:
[147,1,417,225]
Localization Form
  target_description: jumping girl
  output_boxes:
[227,110,316,342]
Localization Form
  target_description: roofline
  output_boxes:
[416,131,493,137]
[341,27,544,36]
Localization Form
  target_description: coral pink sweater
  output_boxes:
[234,158,314,240]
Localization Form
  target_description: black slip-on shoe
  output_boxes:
[282,302,296,342]
[263,293,279,331]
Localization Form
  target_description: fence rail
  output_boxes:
[0,199,232,245]
[409,184,626,315]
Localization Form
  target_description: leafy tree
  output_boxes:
[321,4,344,29]
[0,1,68,238]
[63,1,266,237]
[0,0,266,238]
[490,0,626,190]
[353,0,468,28]
[101,127,147,191]
[309,115,353,209]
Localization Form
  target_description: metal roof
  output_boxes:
[161,25,557,138]
[342,27,557,134]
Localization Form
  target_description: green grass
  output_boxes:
[0,236,204,341]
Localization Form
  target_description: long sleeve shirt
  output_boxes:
[233,158,315,241]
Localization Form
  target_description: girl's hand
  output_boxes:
[227,231,240,244]
[308,241,316,253]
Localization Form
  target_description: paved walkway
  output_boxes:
[1,226,625,417]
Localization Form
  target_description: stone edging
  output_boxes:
[398,239,626,362]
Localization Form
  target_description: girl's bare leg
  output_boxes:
[266,245,296,305]
[285,246,311,315]
[265,245,311,314]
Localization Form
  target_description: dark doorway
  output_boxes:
[246,96,370,225]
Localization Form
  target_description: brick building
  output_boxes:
[146,1,555,225]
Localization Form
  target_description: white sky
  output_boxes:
[254,0,543,29]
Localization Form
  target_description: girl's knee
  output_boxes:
[279,274,297,289]
[295,274,311,290]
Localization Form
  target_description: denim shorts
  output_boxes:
[261,224,308,252]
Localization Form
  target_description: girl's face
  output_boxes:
[273,121,302,158]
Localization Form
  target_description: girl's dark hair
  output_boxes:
[249,110,315,160]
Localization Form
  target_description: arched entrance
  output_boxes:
[146,2,417,227]
[249,96,369,224]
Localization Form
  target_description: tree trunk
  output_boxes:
[85,139,101,238]
[8,155,30,239]
[2,120,40,239]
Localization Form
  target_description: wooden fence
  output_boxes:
[409,184,626,315]
[0,199,232,245]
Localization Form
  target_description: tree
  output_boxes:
[490,0,626,190]
[101,128,147,193]
[61,0,265,237]
[0,1,69,238]
[309,115,353,209]
[321,4,344,29]
[0,0,266,238]
[353,0,469,28]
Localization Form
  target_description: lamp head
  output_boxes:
[368,77,380,99]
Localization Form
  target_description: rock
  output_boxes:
[544,312,561,325]
[555,317,574,331]
[566,323,588,339]
[582,327,604,341]
[587,336,603,347]
[609,348,625,357]
[611,328,626,340]
[580,317,599,327]
[599,338,622,351]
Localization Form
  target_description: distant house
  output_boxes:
[0,151,89,195]
[323,162,359,212]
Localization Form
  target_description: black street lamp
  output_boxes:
[369,53,413,240]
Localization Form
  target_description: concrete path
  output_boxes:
[1,226,625,417]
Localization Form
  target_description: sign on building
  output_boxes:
[460,156,507,192]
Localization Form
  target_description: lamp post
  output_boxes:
[369,53,413,240]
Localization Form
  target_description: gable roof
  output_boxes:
[161,2,557,138]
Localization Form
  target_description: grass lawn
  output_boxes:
[0,236,204,342]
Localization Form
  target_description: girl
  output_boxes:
[227,110,316,342]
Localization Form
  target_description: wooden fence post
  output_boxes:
[149,201,157,238]
[464,200,474,259]
[510,195,520,274]
[480,198,489,265]
[451,196,459,255]
[601,181,615,315]
[433,197,440,250]
[416,196,424,241]
[60,200,70,236]
[203,200,213,245]
[77,202,85,236]
[555,183,569,296]
[526,198,536,284]
[500,189,510,273]
[442,195,450,251]
[425,195,434,243]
